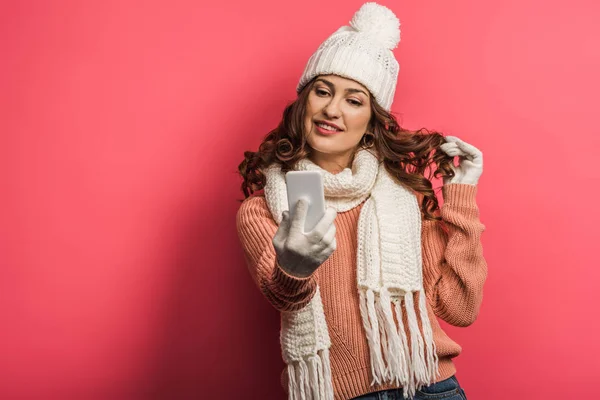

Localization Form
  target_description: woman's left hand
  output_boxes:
[439,136,483,186]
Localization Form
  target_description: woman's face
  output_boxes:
[304,74,372,170]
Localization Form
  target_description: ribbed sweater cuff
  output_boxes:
[271,259,315,294]
[442,183,478,207]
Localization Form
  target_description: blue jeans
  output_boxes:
[351,375,467,400]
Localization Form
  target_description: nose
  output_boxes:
[323,98,342,119]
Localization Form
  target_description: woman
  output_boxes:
[236,3,486,399]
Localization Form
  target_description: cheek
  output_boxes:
[304,117,314,134]
[346,113,371,134]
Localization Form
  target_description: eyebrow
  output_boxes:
[314,78,369,97]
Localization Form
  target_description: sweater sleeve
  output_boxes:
[420,183,488,327]
[236,196,318,312]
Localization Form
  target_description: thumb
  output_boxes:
[273,211,290,241]
[283,210,292,224]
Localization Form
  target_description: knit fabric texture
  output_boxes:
[263,149,438,399]
[296,2,401,111]
[236,181,487,399]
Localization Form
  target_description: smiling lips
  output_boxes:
[315,121,343,135]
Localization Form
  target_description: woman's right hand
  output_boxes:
[272,198,337,278]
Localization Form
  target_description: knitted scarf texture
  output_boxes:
[263,149,440,399]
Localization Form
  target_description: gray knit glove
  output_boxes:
[272,198,337,278]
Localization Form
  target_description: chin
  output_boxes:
[306,131,359,155]
[307,138,335,152]
[309,142,353,156]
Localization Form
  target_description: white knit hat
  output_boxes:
[296,2,401,111]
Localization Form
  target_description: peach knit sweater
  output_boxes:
[236,183,487,400]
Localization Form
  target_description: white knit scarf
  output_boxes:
[263,149,440,399]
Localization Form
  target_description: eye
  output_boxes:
[315,88,362,106]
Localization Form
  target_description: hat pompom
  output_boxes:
[349,2,401,50]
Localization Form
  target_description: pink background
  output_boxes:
[2,0,599,399]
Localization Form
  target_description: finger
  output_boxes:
[319,223,337,247]
[444,148,464,157]
[310,207,337,238]
[281,211,291,228]
[445,136,477,155]
[273,211,290,241]
[289,198,309,234]
[440,144,466,158]
[444,135,461,143]
[439,143,458,153]
[453,139,482,159]
[445,136,471,152]
[455,140,479,155]
[441,140,458,147]
[446,139,478,161]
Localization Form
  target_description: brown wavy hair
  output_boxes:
[237,76,456,221]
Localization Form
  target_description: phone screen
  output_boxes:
[285,171,326,232]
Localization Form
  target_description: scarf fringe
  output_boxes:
[359,288,387,385]
[377,288,408,387]
[393,296,413,396]
[418,288,440,384]
[287,348,334,400]
[359,288,440,399]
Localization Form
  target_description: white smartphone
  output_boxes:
[285,171,326,233]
